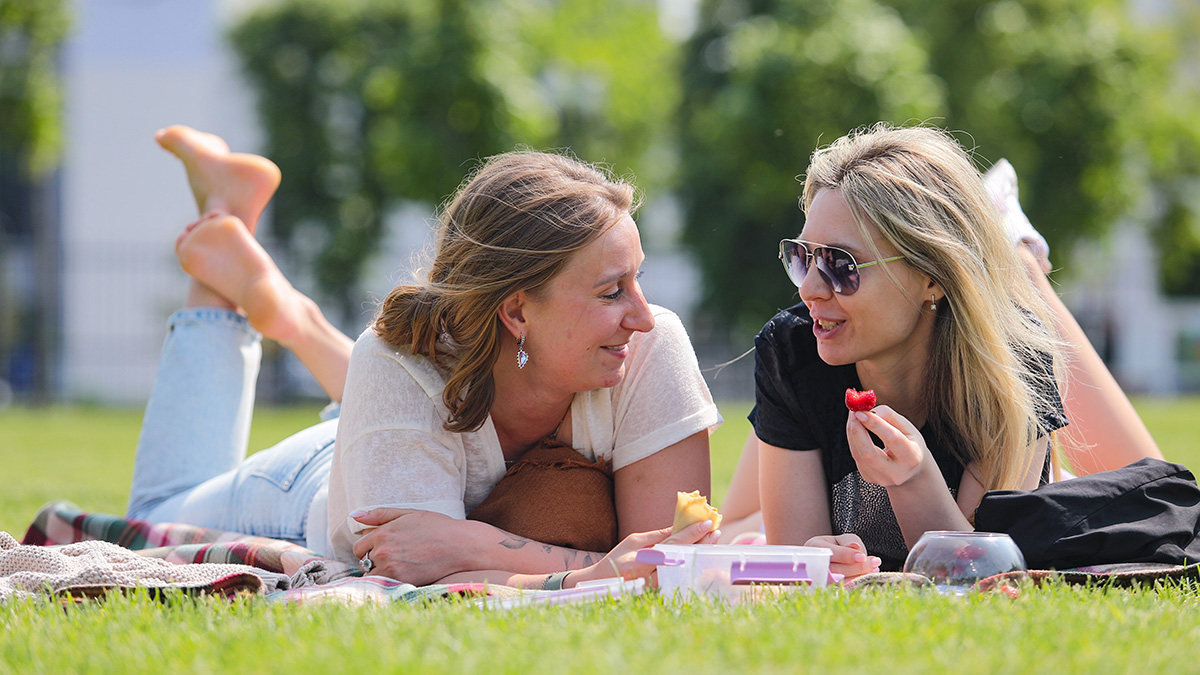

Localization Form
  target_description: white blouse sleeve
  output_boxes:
[605,306,722,470]
[327,331,468,562]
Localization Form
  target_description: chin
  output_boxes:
[597,366,627,390]
[815,344,854,367]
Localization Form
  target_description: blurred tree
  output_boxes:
[679,0,944,337]
[889,0,1200,296]
[502,0,680,190]
[231,0,679,319]
[0,0,71,402]
[1139,1,1200,296]
[0,0,70,175]
[679,0,1200,333]
[231,0,512,319]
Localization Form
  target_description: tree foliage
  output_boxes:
[679,0,945,336]
[0,0,71,175]
[680,0,1200,332]
[231,0,512,315]
[230,0,678,316]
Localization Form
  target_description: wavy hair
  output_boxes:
[802,123,1064,492]
[373,150,637,433]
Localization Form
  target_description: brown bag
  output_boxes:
[466,438,619,552]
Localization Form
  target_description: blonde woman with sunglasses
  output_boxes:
[749,124,1074,576]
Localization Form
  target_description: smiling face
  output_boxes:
[519,213,655,393]
[797,188,938,373]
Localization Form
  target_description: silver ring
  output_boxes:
[360,552,374,574]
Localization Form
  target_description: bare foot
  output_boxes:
[156,125,282,234]
[176,214,305,344]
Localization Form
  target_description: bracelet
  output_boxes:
[541,570,571,591]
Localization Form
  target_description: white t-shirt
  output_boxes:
[323,304,721,565]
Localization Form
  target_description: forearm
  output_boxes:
[437,569,582,589]
[886,462,971,549]
[759,443,832,545]
[464,523,605,575]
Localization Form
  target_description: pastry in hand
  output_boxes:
[671,490,722,534]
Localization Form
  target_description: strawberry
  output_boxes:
[845,388,877,412]
[955,544,987,561]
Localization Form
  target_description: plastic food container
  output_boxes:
[636,544,835,601]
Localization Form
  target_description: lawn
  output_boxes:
[2,399,1200,672]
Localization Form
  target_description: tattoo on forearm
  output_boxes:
[498,537,597,569]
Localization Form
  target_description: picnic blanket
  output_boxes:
[0,531,288,602]
[14,500,506,604]
[21,500,354,586]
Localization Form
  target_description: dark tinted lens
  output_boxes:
[781,240,808,287]
[813,246,860,295]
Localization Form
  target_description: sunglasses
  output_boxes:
[778,239,904,295]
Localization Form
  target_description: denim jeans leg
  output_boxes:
[126,308,261,520]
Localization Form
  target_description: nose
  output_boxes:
[797,258,833,304]
[624,281,656,333]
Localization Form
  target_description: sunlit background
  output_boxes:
[2,0,1198,407]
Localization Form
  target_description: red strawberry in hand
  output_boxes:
[845,388,877,412]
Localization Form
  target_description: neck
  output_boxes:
[491,350,574,455]
[855,320,936,426]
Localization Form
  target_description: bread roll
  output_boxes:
[671,490,722,534]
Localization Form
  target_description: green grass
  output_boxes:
[3,399,1200,672]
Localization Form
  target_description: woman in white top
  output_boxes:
[127,126,722,590]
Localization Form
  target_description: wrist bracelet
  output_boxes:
[541,570,571,591]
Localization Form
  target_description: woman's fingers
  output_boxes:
[349,506,415,527]
[862,405,919,438]
[663,519,717,545]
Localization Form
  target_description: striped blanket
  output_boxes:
[17,501,503,604]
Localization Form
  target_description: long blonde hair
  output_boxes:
[803,123,1064,492]
[373,150,637,433]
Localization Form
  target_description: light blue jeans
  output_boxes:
[126,308,336,549]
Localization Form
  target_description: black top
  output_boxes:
[749,303,1069,571]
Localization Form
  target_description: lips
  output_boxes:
[601,343,629,357]
[811,315,844,339]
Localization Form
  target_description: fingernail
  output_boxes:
[349,509,368,519]
[702,520,714,531]
[855,412,868,422]
[853,553,866,562]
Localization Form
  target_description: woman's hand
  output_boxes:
[351,507,485,585]
[846,405,933,487]
[804,533,880,579]
[566,519,720,588]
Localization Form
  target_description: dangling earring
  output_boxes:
[930,294,938,311]
[516,334,529,369]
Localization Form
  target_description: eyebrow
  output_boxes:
[593,265,642,289]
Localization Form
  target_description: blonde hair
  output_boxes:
[373,150,638,433]
[802,123,1064,492]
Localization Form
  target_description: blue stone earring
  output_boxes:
[516,334,529,369]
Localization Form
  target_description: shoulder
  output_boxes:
[346,327,447,402]
[624,305,697,367]
[632,305,690,347]
[754,303,819,370]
